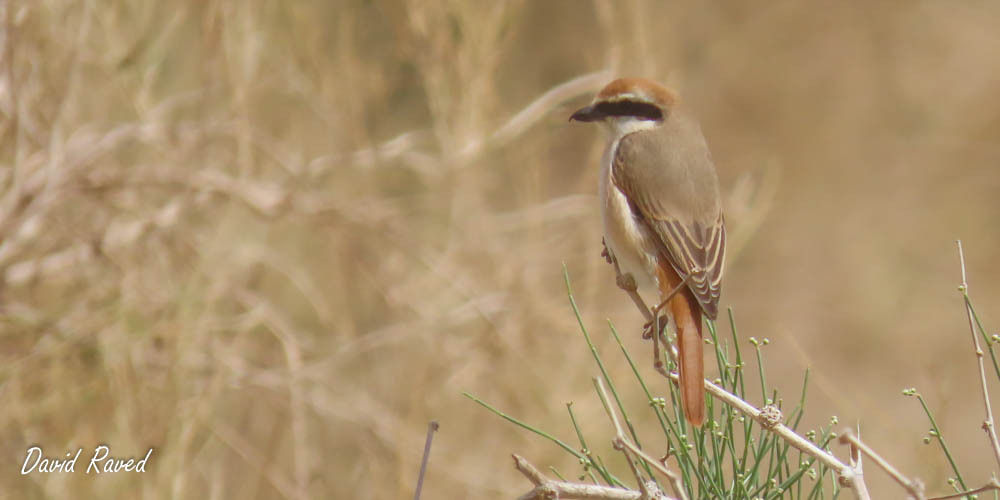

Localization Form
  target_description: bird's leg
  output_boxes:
[616,273,667,339]
[603,238,670,339]
[642,280,685,340]
[651,280,687,316]
[660,328,679,365]
[602,238,657,325]
[653,319,662,367]
[650,266,700,316]
[642,310,669,340]
[651,316,680,371]
[646,269,701,364]
[601,238,675,369]
[644,268,701,341]
[602,238,670,351]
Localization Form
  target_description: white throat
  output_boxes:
[602,116,661,141]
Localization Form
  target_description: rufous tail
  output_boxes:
[658,263,705,427]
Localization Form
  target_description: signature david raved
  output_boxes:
[21,445,153,474]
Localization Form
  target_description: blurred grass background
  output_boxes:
[0,0,998,498]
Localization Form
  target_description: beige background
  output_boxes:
[1,1,998,498]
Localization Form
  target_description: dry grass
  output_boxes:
[1,1,998,498]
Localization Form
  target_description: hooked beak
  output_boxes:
[569,104,603,122]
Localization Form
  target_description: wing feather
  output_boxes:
[612,128,726,319]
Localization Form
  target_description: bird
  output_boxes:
[570,77,725,427]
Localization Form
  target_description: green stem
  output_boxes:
[915,393,967,490]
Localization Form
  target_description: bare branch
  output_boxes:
[595,377,687,500]
[927,478,1000,500]
[511,454,655,500]
[654,366,855,487]
[956,240,1000,469]
[845,426,872,500]
[838,429,924,500]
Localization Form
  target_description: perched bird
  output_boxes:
[570,78,725,427]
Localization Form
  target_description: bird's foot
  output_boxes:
[642,313,668,340]
[600,237,614,265]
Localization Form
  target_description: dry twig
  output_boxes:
[956,239,1000,469]
[838,429,914,500]
[506,377,686,499]
[843,427,872,500]
[654,366,858,491]
[927,478,1000,500]
[511,454,655,500]
[595,377,687,500]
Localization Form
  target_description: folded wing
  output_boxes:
[612,128,726,319]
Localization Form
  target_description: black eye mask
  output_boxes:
[594,100,664,121]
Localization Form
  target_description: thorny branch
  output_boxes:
[843,429,872,500]
[838,430,919,500]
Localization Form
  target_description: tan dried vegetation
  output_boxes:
[0,1,998,498]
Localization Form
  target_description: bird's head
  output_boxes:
[570,77,678,137]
